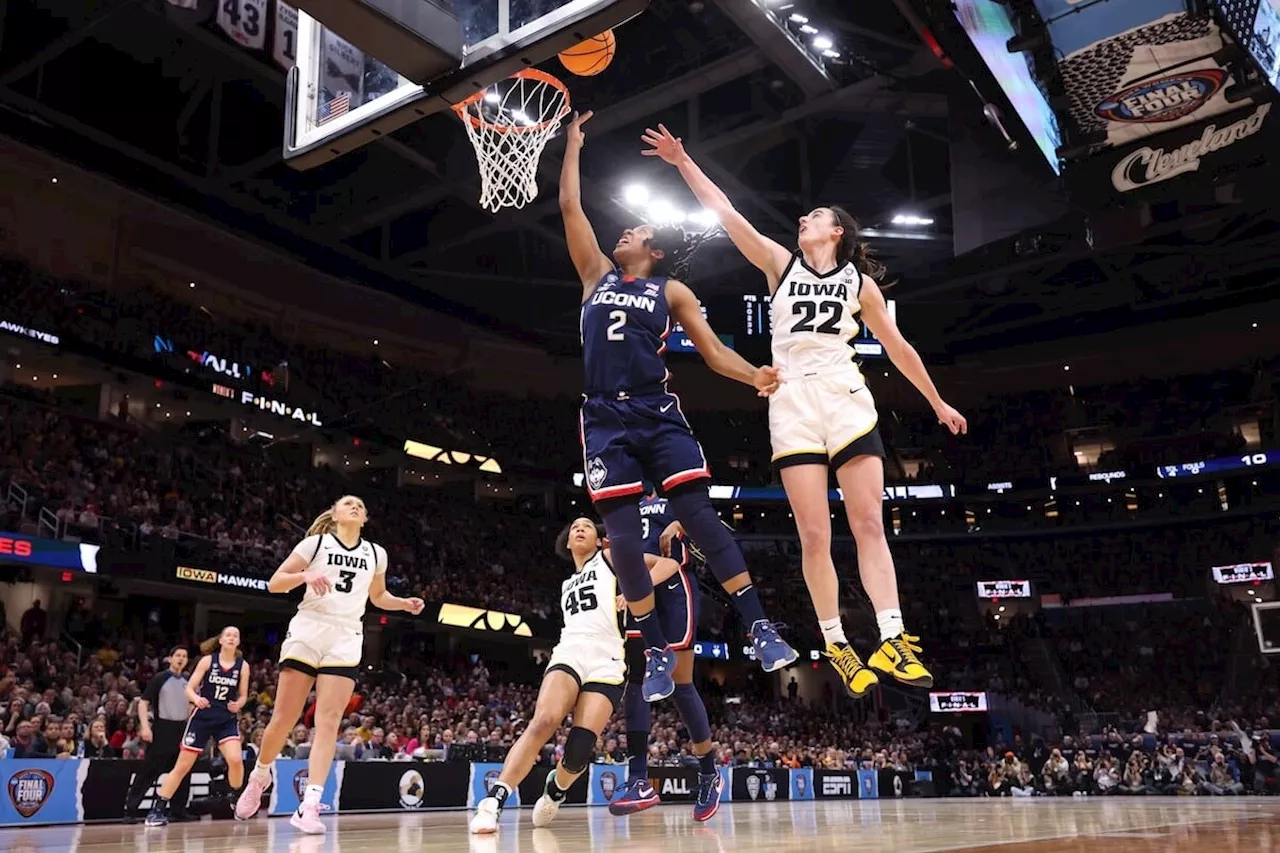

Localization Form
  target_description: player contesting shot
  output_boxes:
[560,110,799,705]
[470,517,685,834]
[642,124,967,698]
[233,495,425,834]
[611,484,722,821]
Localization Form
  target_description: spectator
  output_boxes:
[20,601,46,644]
[11,720,46,758]
[80,719,118,758]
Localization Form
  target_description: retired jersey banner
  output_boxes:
[0,760,82,826]
[1031,2,1254,150]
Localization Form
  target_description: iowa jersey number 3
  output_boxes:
[791,300,842,335]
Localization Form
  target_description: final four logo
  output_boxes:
[599,771,618,800]
[8,769,54,818]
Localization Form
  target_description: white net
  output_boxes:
[455,70,571,212]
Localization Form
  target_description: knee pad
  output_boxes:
[562,726,597,774]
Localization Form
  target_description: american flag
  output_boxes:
[317,92,351,126]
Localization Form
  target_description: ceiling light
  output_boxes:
[812,35,833,50]
[688,209,719,227]
[189,282,196,288]
[623,184,650,205]
[892,213,935,227]
[51,177,58,184]
[649,199,685,223]
[789,13,808,23]
[799,24,818,34]
[822,49,841,59]
[483,90,500,104]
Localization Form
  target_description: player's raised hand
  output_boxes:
[404,597,426,616]
[934,400,968,435]
[752,365,783,397]
[301,569,331,597]
[641,124,687,165]
[565,110,593,149]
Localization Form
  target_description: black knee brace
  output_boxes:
[562,726,597,774]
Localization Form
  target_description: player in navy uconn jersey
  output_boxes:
[145,626,248,827]
[644,125,967,699]
[560,111,798,706]
[610,484,723,821]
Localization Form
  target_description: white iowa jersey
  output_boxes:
[291,533,387,624]
[769,257,865,377]
[559,551,624,647]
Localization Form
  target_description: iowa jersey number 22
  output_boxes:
[791,300,842,335]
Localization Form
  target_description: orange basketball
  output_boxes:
[558,30,616,77]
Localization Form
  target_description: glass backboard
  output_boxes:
[285,0,648,168]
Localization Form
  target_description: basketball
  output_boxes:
[558,30,616,77]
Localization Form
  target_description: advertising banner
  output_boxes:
[268,759,341,816]
[814,769,857,799]
[790,767,813,800]
[857,768,879,799]
[975,580,1032,599]
[0,760,83,826]
[517,765,589,808]
[79,758,218,821]
[339,761,469,811]
[0,532,98,572]
[644,766,699,803]
[730,767,788,803]
[587,764,627,807]
[878,769,912,799]
[469,762,511,809]
[929,692,990,713]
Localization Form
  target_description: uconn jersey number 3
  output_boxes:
[278,533,387,678]
[579,271,710,501]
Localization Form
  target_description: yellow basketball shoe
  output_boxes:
[824,642,879,698]
[867,633,934,688]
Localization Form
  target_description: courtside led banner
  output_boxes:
[975,580,1032,599]
[1212,562,1274,584]
[929,692,989,713]
[0,533,98,572]
[436,603,533,637]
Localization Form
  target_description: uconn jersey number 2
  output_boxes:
[579,271,710,501]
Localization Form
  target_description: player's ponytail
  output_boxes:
[307,508,337,537]
[830,205,887,283]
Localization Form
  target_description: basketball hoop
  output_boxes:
[453,69,572,213]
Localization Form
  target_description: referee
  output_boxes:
[124,646,193,823]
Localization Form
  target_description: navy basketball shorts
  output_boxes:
[181,711,240,753]
[626,561,700,657]
[579,391,710,502]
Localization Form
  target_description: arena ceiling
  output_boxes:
[0,0,1277,358]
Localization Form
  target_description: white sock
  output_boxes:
[876,609,904,642]
[252,760,273,779]
[303,783,323,805]
[818,617,847,646]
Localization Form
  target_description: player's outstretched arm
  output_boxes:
[859,277,967,436]
[642,124,791,288]
[560,111,614,296]
[667,280,781,397]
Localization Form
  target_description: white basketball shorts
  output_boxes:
[279,611,365,677]
[769,366,885,470]
[545,640,626,693]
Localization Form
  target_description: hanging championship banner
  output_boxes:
[273,2,299,69]
[1074,102,1273,204]
[1030,2,1253,150]
[217,0,268,49]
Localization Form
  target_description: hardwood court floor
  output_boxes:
[2,799,1278,853]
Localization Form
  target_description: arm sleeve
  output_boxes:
[291,535,323,562]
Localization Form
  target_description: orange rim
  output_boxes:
[452,68,572,134]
